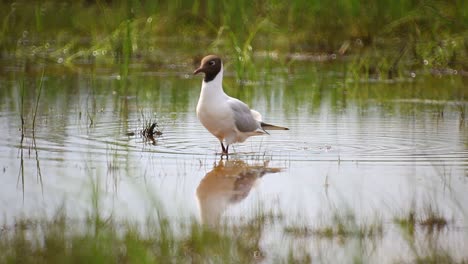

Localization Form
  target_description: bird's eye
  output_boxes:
[209,60,215,66]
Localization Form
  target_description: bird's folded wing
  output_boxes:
[227,98,262,133]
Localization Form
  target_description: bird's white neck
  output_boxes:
[200,65,225,99]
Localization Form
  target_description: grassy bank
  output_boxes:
[1,0,467,80]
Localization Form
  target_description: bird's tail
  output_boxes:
[261,122,289,131]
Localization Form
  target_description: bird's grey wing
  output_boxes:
[227,99,261,132]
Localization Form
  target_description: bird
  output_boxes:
[196,159,281,226]
[193,55,289,156]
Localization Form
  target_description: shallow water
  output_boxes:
[1,61,467,261]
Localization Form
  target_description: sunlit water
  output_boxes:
[1,63,467,262]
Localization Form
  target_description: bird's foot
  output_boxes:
[220,151,229,159]
[219,142,229,159]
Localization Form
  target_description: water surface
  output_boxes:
[1,62,467,262]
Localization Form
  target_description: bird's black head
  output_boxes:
[193,55,222,82]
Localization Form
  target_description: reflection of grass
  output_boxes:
[420,204,449,232]
[395,204,449,234]
[32,69,44,131]
[18,75,26,201]
[284,211,383,240]
[17,71,45,200]
[393,201,454,263]
[457,103,466,125]
[395,210,417,237]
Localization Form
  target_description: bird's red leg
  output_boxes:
[220,142,229,158]
[220,142,227,154]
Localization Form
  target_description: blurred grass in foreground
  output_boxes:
[0,196,466,263]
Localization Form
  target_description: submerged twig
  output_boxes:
[142,122,162,138]
[126,121,163,145]
[142,122,162,145]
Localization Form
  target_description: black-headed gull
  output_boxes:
[194,55,288,156]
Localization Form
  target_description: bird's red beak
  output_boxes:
[193,67,203,75]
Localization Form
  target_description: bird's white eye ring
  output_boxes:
[209,60,215,66]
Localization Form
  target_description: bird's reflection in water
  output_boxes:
[196,159,282,226]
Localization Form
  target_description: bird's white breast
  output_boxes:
[196,76,236,140]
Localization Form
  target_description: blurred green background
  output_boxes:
[1,0,467,80]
